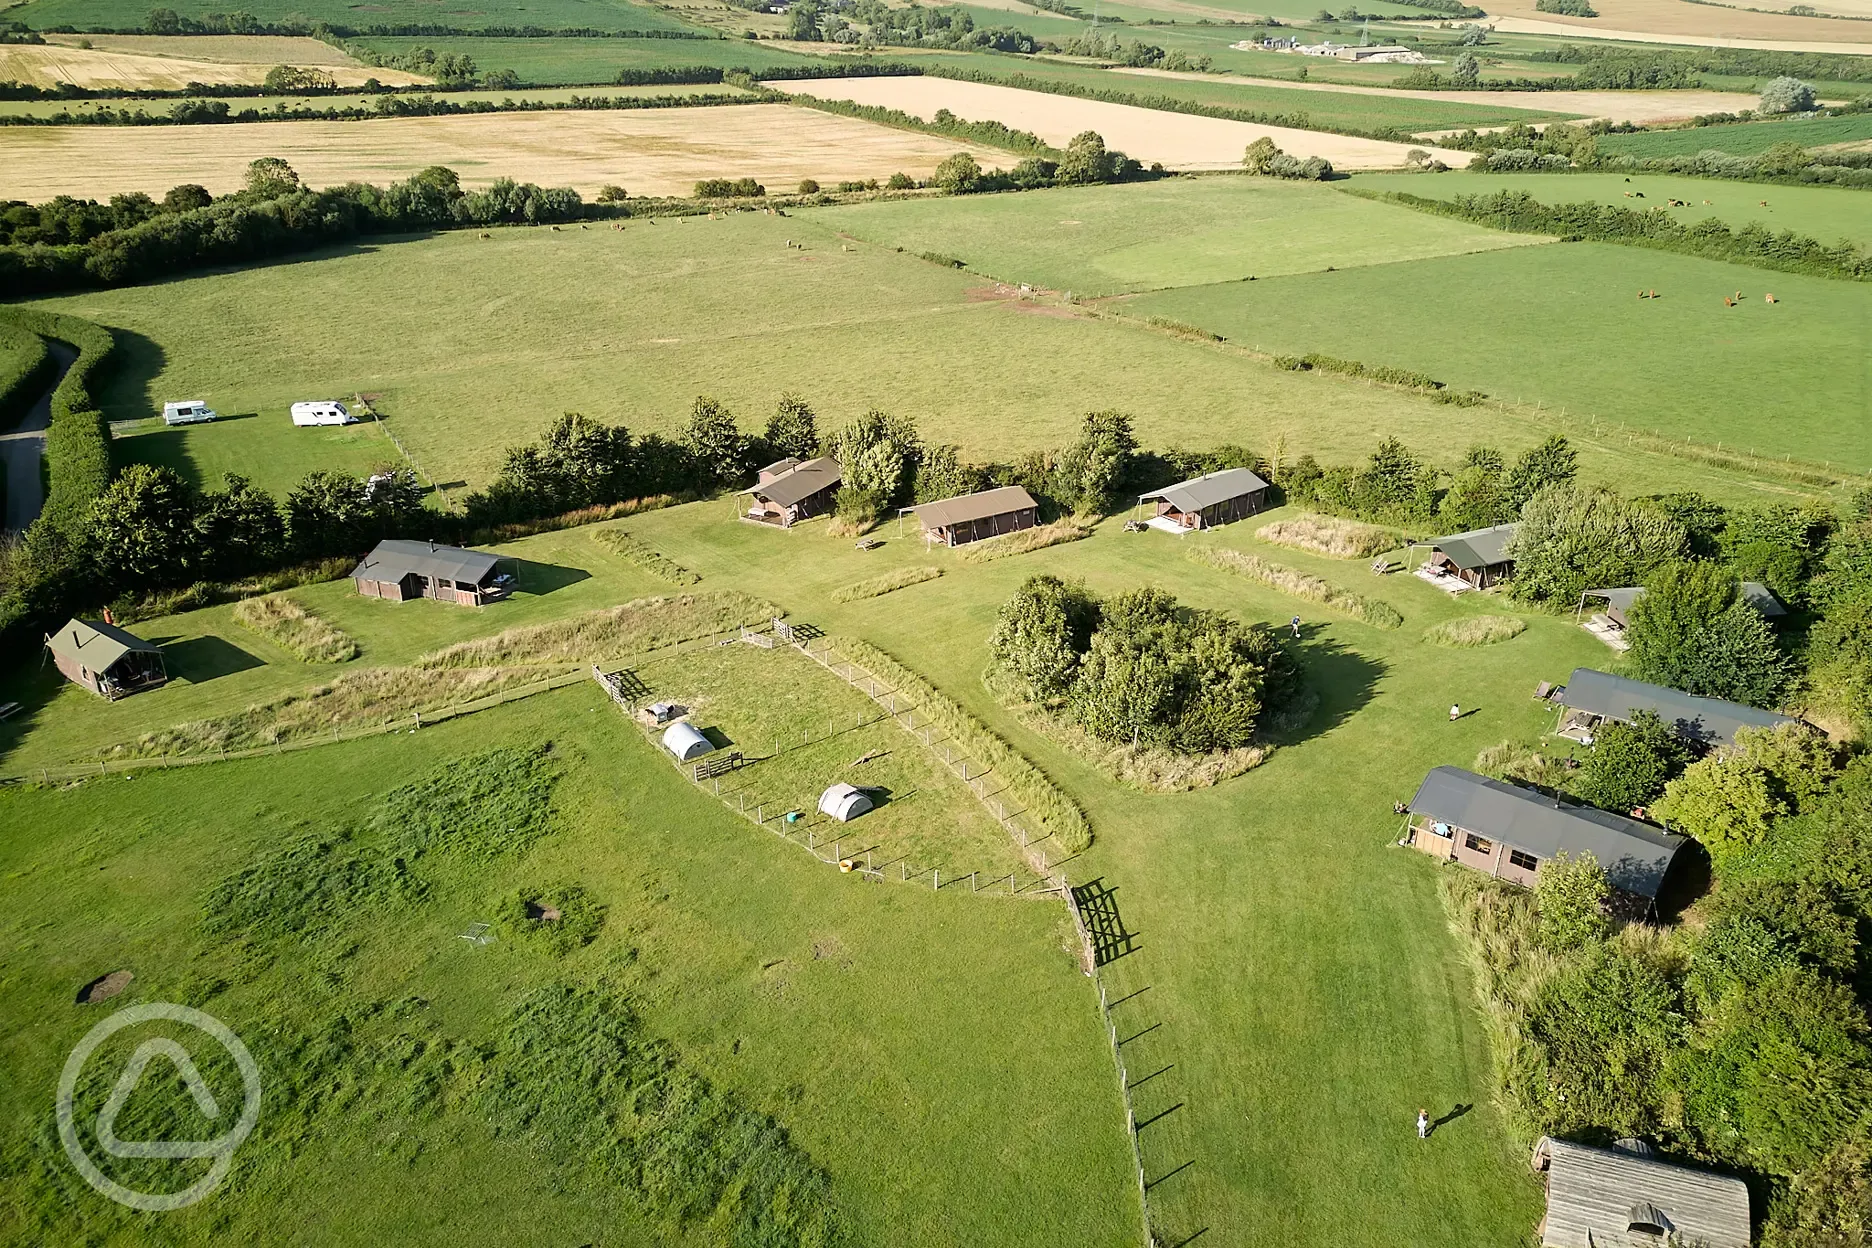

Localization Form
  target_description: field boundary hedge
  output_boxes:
[0,318,53,427]
[0,90,762,127]
[0,307,114,530]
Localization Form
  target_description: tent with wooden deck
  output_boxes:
[904,486,1039,547]
[742,456,841,528]
[1579,581,1786,630]
[1554,668,1800,753]
[44,618,168,700]
[353,539,512,606]
[1425,523,1517,588]
[1136,467,1270,531]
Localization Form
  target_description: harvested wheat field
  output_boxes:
[1116,68,1766,127]
[1486,5,1872,49]
[0,40,429,90]
[0,104,1006,200]
[44,33,378,66]
[768,77,1463,170]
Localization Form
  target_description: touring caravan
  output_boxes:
[291,400,355,427]
[161,400,217,426]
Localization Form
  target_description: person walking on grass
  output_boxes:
[1290,615,1302,639]
[1418,1108,1429,1140]
[1449,703,1461,723]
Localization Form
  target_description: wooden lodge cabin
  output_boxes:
[1553,667,1801,754]
[1136,467,1271,532]
[1531,1136,1749,1248]
[1426,523,1517,588]
[1405,765,1685,911]
[353,539,513,606]
[742,456,841,528]
[45,618,168,700]
[905,486,1040,547]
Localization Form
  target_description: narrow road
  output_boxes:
[1,341,77,534]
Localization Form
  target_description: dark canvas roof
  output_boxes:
[1560,668,1797,750]
[1588,584,1786,619]
[1138,467,1270,514]
[352,539,501,585]
[1533,1137,1750,1248]
[45,618,161,671]
[1433,523,1517,569]
[745,456,840,507]
[1409,766,1684,898]
[909,486,1039,530]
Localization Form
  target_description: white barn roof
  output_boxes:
[1534,1137,1749,1248]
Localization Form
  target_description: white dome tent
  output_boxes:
[661,721,715,763]
[817,783,873,823]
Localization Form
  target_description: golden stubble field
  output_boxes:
[1485,0,1872,47]
[769,76,1465,170]
[0,103,1008,200]
[1,37,429,89]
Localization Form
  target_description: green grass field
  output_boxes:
[1352,170,1872,247]
[30,197,1806,505]
[7,0,697,31]
[350,34,837,83]
[1597,113,1872,158]
[1132,239,1872,471]
[911,51,1581,131]
[0,485,1660,1245]
[807,175,1543,294]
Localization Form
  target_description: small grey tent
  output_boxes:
[662,721,715,763]
[818,783,873,822]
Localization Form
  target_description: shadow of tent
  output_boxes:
[157,634,266,681]
[507,558,591,596]
[699,725,736,750]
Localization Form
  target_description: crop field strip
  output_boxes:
[2,0,704,31]
[0,40,430,89]
[348,34,842,82]
[1598,112,1872,157]
[0,82,759,119]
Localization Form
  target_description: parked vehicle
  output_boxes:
[291,400,355,427]
[161,400,217,426]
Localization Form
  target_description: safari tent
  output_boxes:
[1136,467,1271,531]
[742,456,842,528]
[904,486,1039,547]
[1553,668,1801,753]
[662,721,715,763]
[818,783,873,822]
[44,619,168,700]
[1426,523,1517,589]
[353,540,512,607]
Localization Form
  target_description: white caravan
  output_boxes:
[291,400,355,427]
[161,400,217,426]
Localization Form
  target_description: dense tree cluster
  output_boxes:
[990,577,1299,754]
[1282,433,1576,530]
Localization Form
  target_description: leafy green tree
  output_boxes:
[682,396,746,487]
[1055,131,1122,185]
[1507,483,1688,606]
[912,444,986,504]
[1760,75,1817,114]
[1536,852,1611,951]
[1052,409,1136,515]
[762,393,819,462]
[1503,434,1577,513]
[1438,445,1510,532]
[1242,136,1280,174]
[1573,709,1693,814]
[1625,560,1739,687]
[1355,437,1427,518]
[87,464,201,589]
[1674,603,1796,708]
[244,156,301,199]
[783,0,822,37]
[1644,492,1728,559]
[196,473,284,579]
[931,152,983,194]
[1529,943,1680,1136]
[1452,52,1479,83]
[1721,503,1827,607]
[829,409,920,508]
[1656,753,1783,869]
[161,183,213,214]
[989,574,1099,700]
[286,470,374,559]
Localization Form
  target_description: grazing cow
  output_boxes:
[1760,200,1769,207]
[1703,199,1712,205]
[1634,191,1645,198]
[1724,297,1735,307]
[1766,293,1778,303]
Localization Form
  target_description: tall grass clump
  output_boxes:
[1255,513,1400,560]
[591,526,700,585]
[828,635,1092,854]
[957,519,1091,564]
[1190,547,1404,629]
[233,593,358,662]
[1423,615,1527,647]
[831,566,941,602]
[417,592,776,668]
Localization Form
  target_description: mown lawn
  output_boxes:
[806,174,1544,294]
[31,194,1805,501]
[3,495,1610,1245]
[1352,169,1872,247]
[1132,238,1872,471]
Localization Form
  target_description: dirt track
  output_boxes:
[0,104,1006,200]
[768,77,1465,170]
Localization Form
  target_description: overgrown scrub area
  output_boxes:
[1189,547,1404,630]
[232,592,358,662]
[830,565,941,601]
[415,592,777,668]
[591,526,701,585]
[988,576,1302,765]
[1422,615,1526,647]
[828,634,1091,854]
[957,519,1092,564]
[1440,746,1872,1248]
[1255,513,1399,560]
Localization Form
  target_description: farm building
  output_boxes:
[1531,1136,1749,1248]
[1580,582,1785,630]
[905,486,1040,547]
[818,783,873,822]
[742,456,841,528]
[1136,467,1271,532]
[44,618,168,700]
[1405,766,1685,906]
[352,540,513,606]
[1425,523,1517,589]
[1553,668,1800,753]
[662,721,715,762]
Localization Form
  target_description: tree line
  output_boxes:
[0,89,759,130]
